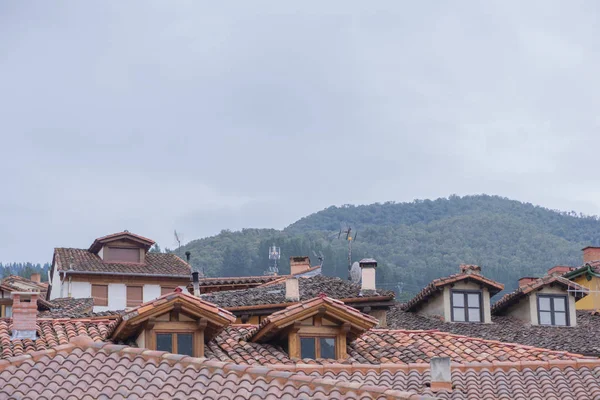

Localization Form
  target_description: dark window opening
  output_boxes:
[156,332,194,356]
[451,290,482,323]
[300,336,336,359]
[538,295,568,326]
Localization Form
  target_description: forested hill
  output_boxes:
[178,195,600,301]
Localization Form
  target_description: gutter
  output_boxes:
[60,270,190,279]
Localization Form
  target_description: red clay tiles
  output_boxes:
[53,247,191,277]
[0,337,422,400]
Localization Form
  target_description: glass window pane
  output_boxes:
[177,333,193,356]
[539,297,551,311]
[539,311,552,325]
[452,293,464,307]
[319,338,336,359]
[467,293,480,307]
[156,333,172,352]
[468,308,481,322]
[453,307,465,322]
[300,337,316,359]
[554,312,567,326]
[553,297,566,312]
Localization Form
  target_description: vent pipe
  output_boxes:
[192,271,200,297]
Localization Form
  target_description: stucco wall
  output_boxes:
[417,289,446,319]
[144,285,161,302]
[49,267,63,300]
[71,281,92,298]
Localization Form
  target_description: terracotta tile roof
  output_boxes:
[205,325,587,366]
[250,296,379,343]
[37,297,94,318]
[200,275,395,310]
[53,247,191,277]
[0,275,47,293]
[492,274,589,315]
[0,336,421,400]
[387,304,600,356]
[198,275,280,287]
[404,269,504,312]
[0,318,117,359]
[113,289,236,342]
[300,361,600,400]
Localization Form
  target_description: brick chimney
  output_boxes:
[359,258,377,292]
[518,277,538,287]
[11,292,38,340]
[583,247,600,263]
[290,256,311,275]
[30,273,41,284]
[430,356,452,392]
[285,277,300,302]
[459,264,481,275]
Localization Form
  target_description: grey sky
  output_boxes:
[1,1,599,263]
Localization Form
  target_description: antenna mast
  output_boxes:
[338,224,357,280]
[265,245,280,276]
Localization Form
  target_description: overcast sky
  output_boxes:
[1,1,599,263]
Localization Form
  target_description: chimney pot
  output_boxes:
[30,273,41,284]
[290,256,311,275]
[430,356,452,392]
[285,277,300,302]
[583,247,600,264]
[359,258,377,292]
[10,292,38,340]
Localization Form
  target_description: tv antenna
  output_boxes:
[174,230,184,255]
[312,251,325,267]
[337,224,357,280]
[265,245,281,276]
[350,261,361,284]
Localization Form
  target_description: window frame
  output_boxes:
[537,294,569,326]
[147,321,205,357]
[450,289,483,323]
[91,284,109,307]
[299,335,337,359]
[126,285,143,308]
[155,331,195,356]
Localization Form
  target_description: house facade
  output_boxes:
[48,231,191,312]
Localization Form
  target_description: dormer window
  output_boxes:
[451,290,482,323]
[250,295,378,361]
[538,295,568,326]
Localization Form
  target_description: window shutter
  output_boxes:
[127,286,143,307]
[92,285,108,306]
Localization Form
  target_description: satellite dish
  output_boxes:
[350,262,361,284]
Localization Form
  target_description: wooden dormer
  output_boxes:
[89,231,155,264]
[112,288,235,357]
[249,295,378,360]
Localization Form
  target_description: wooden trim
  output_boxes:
[71,275,189,285]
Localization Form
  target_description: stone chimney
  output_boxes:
[11,292,38,340]
[359,258,377,292]
[430,356,452,392]
[583,247,600,263]
[518,277,538,287]
[459,264,481,275]
[290,256,311,275]
[30,273,41,284]
[285,277,300,302]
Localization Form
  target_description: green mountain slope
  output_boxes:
[179,195,600,301]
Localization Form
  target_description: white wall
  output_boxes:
[144,285,161,302]
[71,281,92,298]
[5,306,12,317]
[49,267,63,300]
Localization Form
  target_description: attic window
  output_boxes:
[300,336,336,359]
[451,290,482,322]
[105,247,140,263]
[538,295,568,326]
